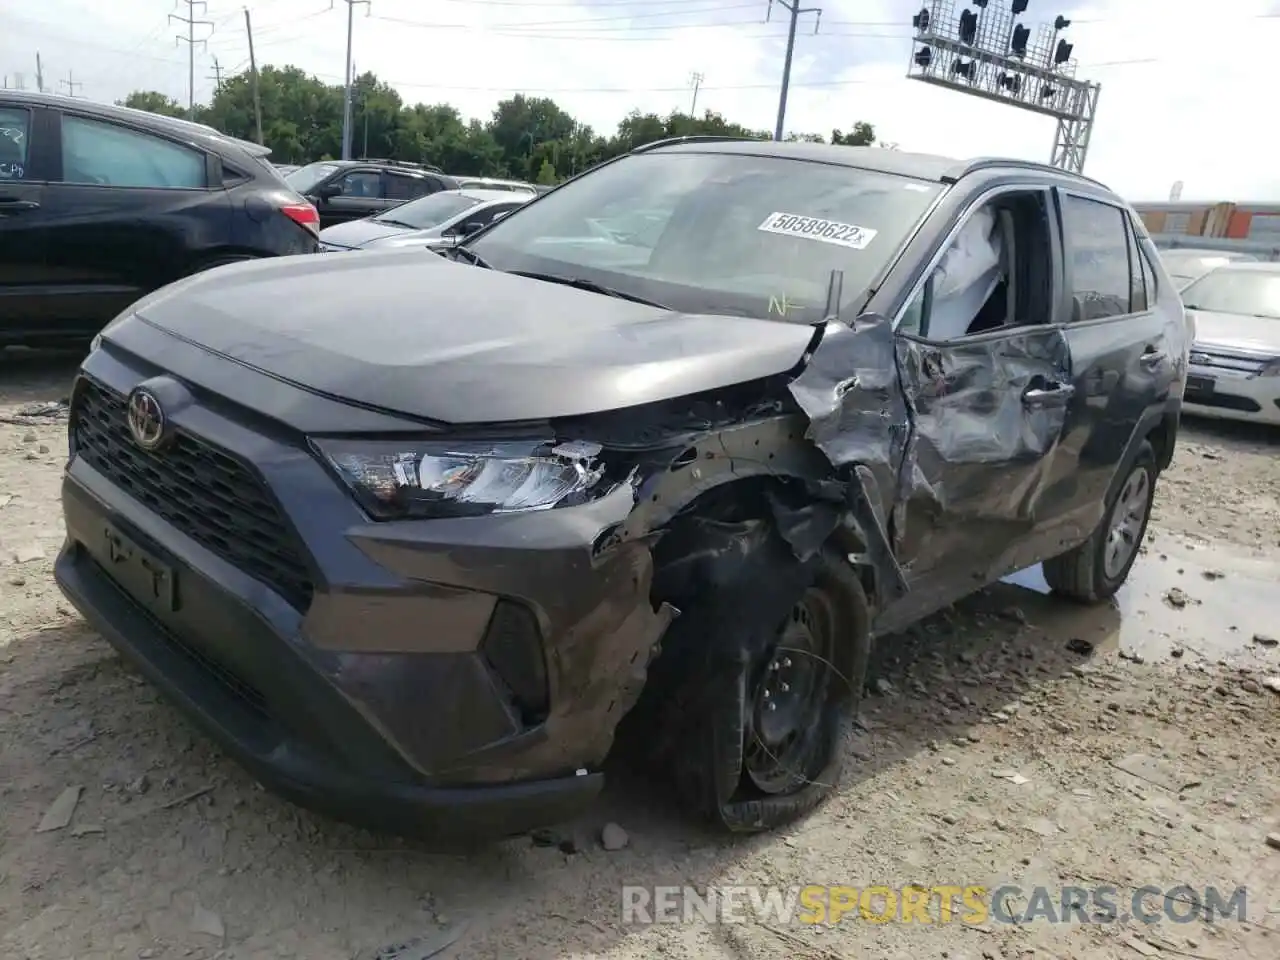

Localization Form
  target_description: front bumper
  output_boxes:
[55,345,672,838]
[1183,361,1280,426]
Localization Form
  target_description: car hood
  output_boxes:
[125,250,816,424]
[318,217,439,249]
[1188,309,1280,355]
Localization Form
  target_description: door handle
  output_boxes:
[0,197,39,213]
[1022,382,1076,406]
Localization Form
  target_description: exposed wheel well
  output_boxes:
[1146,411,1178,472]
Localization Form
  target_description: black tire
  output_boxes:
[645,523,872,834]
[1043,440,1157,603]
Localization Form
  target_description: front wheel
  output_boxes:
[646,526,871,834]
[1043,440,1157,603]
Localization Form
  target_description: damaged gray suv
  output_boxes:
[56,137,1189,840]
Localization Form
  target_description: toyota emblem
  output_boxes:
[126,388,168,450]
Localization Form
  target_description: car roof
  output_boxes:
[459,177,535,188]
[4,90,271,159]
[634,136,1112,191]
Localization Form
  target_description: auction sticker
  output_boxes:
[757,212,877,250]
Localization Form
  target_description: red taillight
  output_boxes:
[279,201,320,235]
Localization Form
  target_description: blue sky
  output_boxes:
[4,0,1280,201]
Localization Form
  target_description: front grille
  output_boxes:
[1188,345,1271,375]
[71,378,315,611]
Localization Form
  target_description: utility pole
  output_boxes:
[766,0,822,141]
[245,8,264,145]
[35,53,44,93]
[340,0,371,161]
[59,71,83,97]
[207,55,223,93]
[170,0,214,120]
[689,71,704,115]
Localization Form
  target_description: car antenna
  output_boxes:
[821,269,845,326]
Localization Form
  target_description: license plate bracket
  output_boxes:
[101,521,178,613]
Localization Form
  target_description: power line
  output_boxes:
[170,0,215,118]
[59,70,83,96]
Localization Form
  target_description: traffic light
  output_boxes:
[1039,83,1057,100]
[914,47,933,67]
[1054,39,1073,65]
[1012,0,1029,14]
[1054,15,1071,30]
[911,7,930,32]
[952,59,975,79]
[998,72,1022,94]
[974,0,988,7]
[1011,24,1030,57]
[958,9,978,45]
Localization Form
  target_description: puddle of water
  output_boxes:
[1000,532,1279,664]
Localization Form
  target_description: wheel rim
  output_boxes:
[1103,465,1150,580]
[744,586,836,794]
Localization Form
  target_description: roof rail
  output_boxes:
[631,135,759,154]
[357,157,445,174]
[953,157,1109,190]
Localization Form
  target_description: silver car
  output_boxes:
[1181,262,1280,425]
[316,189,531,252]
[1159,248,1258,289]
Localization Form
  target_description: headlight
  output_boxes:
[1253,358,1280,378]
[313,438,613,519]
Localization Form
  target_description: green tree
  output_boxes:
[117,91,187,119]
[830,122,876,146]
[118,67,876,179]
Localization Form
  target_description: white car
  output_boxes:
[1180,262,1280,425]
[1159,248,1258,290]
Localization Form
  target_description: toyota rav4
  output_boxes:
[56,137,1189,840]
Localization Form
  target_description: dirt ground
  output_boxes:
[2,348,1279,960]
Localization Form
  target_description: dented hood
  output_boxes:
[127,249,815,424]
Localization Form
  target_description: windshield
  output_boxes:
[467,151,944,323]
[1181,270,1280,319]
[374,192,482,229]
[285,162,342,194]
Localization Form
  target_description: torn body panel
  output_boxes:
[891,327,1073,584]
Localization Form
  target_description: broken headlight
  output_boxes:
[313,438,610,519]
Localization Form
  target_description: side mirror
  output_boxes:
[313,183,341,201]
[461,221,485,235]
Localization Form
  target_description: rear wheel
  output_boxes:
[1043,440,1157,603]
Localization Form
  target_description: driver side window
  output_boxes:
[902,189,1054,341]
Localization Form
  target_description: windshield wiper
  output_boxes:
[448,245,492,269]
[371,217,415,228]
[505,270,669,308]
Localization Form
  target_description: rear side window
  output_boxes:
[0,106,32,180]
[1062,194,1135,321]
[61,115,207,189]
[385,172,430,201]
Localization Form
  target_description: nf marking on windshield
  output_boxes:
[758,212,877,250]
[769,294,805,318]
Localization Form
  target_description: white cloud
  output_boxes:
[3,0,1278,200]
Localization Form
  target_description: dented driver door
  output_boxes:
[890,324,1075,600]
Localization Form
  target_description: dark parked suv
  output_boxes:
[0,91,319,347]
[55,138,1189,840]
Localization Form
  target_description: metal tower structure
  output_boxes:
[905,1,1101,174]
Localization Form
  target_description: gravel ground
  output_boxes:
[2,349,1279,960]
